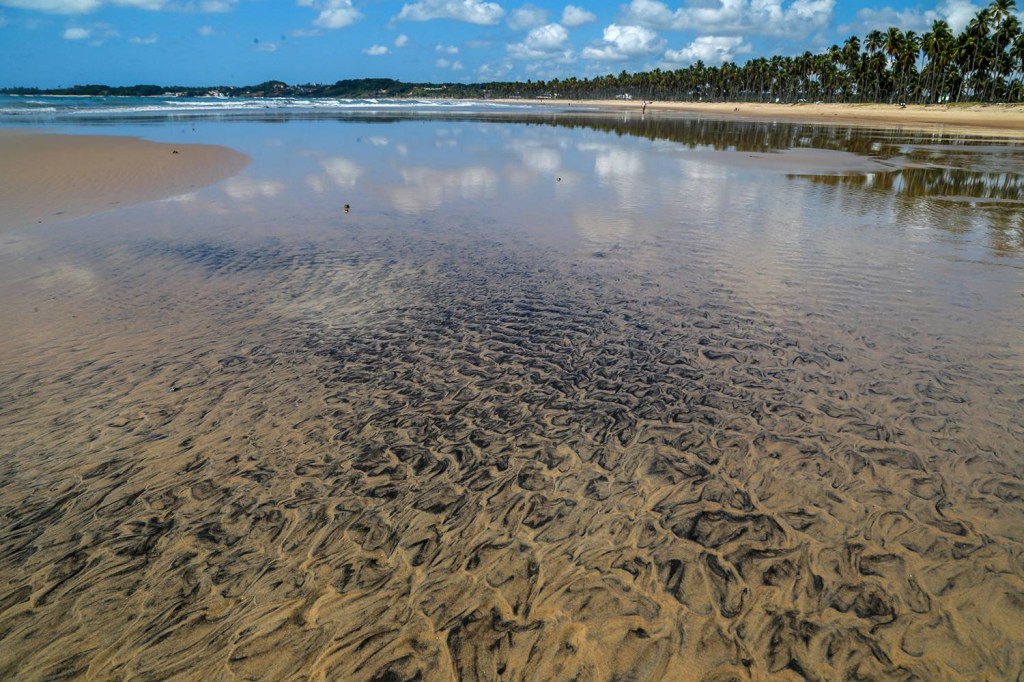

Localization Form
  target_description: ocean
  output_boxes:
[0,94,535,121]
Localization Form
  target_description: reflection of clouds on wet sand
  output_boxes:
[321,158,363,188]
[223,176,285,200]
[505,135,568,175]
[577,141,649,211]
[306,157,364,195]
[387,166,498,214]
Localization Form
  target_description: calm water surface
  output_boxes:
[1,112,1022,680]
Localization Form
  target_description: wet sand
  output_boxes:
[508,99,1024,137]
[0,116,1022,681]
[0,130,249,232]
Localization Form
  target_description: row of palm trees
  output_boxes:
[489,0,1024,104]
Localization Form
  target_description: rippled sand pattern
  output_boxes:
[1,216,1022,681]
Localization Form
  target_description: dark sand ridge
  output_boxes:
[0,220,1021,680]
[0,130,249,232]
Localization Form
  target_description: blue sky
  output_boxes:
[0,0,1006,87]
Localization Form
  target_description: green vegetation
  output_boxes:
[4,1,1022,103]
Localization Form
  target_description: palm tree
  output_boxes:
[865,30,886,100]
[988,0,1021,98]
[842,36,862,100]
[922,20,956,102]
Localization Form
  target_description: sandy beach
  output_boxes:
[0,112,1022,680]
[0,130,249,232]
[506,99,1024,137]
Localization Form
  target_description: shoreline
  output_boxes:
[499,99,1024,137]
[0,130,249,232]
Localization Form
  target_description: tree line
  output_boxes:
[500,0,1024,104]
[4,0,1022,104]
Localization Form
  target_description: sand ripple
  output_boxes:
[0,223,1022,681]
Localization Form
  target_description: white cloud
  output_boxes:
[394,33,408,46]
[395,0,505,25]
[299,0,361,29]
[664,34,751,64]
[622,0,834,37]
[196,0,234,11]
[129,31,158,43]
[61,20,116,43]
[508,22,572,59]
[364,44,389,55]
[508,4,546,30]
[435,43,458,53]
[196,23,215,35]
[435,57,464,69]
[839,0,983,35]
[477,60,513,80]
[254,40,277,51]
[581,23,663,61]
[561,4,595,27]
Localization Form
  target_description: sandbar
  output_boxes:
[506,99,1024,137]
[0,130,249,232]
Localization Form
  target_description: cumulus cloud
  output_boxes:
[508,4,545,29]
[62,21,117,43]
[477,59,513,80]
[195,0,234,11]
[297,0,361,29]
[196,24,215,35]
[623,0,834,37]
[581,23,663,61]
[254,39,277,51]
[394,33,408,46]
[664,34,751,64]
[364,44,388,55]
[435,43,458,53]
[395,0,505,25]
[561,4,595,27]
[508,22,572,59]
[436,57,464,69]
[61,25,89,37]
[129,31,158,43]
[839,0,984,35]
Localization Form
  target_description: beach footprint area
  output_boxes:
[0,114,1022,680]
